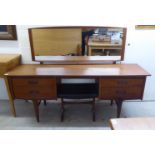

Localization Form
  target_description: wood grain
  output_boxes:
[30,28,82,56]
[4,64,150,77]
[0,54,21,77]
[110,117,155,130]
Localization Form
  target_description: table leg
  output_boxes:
[4,77,16,117]
[115,99,123,118]
[60,98,64,122]
[32,100,40,122]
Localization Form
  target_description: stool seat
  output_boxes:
[58,83,98,122]
[58,83,98,98]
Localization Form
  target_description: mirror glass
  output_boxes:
[28,26,126,63]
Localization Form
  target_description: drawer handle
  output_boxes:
[28,80,38,84]
[29,90,39,95]
[117,81,128,85]
[116,90,126,95]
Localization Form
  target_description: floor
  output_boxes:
[0,99,155,130]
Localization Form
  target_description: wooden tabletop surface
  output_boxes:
[110,117,155,130]
[4,64,150,77]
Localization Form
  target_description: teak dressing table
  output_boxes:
[4,64,150,122]
[3,26,150,122]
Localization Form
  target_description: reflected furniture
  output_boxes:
[109,117,155,130]
[28,26,127,63]
[4,64,150,122]
[88,39,122,56]
[29,28,82,59]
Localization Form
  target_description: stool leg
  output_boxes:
[44,100,47,106]
[61,98,64,122]
[92,98,96,122]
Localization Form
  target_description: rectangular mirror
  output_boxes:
[28,26,127,64]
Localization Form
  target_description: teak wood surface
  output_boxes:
[29,28,82,56]
[4,64,150,77]
[4,64,150,122]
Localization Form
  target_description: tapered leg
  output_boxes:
[32,100,40,122]
[9,99,16,117]
[115,99,123,118]
[4,77,16,117]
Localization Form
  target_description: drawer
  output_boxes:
[100,78,144,88]
[13,86,57,99]
[11,77,57,99]
[99,86,143,99]
[12,77,56,87]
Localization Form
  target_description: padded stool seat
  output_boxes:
[57,83,98,122]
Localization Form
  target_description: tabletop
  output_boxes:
[4,64,150,77]
[110,117,155,130]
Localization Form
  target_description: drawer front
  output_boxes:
[99,77,145,99]
[100,78,144,88]
[11,77,57,99]
[12,77,55,87]
[99,86,143,99]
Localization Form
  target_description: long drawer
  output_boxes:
[100,78,144,87]
[99,86,143,99]
[12,77,56,87]
[11,77,57,99]
[99,77,145,99]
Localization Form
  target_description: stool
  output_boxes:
[58,83,98,122]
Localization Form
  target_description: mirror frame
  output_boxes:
[28,26,127,64]
[0,25,17,40]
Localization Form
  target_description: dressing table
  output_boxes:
[3,26,151,122]
[4,63,150,122]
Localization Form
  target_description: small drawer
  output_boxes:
[100,78,144,87]
[125,87,143,99]
[99,88,118,99]
[13,86,57,99]
[11,77,57,99]
[12,77,56,87]
[99,86,143,99]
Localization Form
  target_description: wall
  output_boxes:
[0,24,155,100]
[125,27,155,100]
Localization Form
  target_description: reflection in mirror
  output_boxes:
[28,26,126,63]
